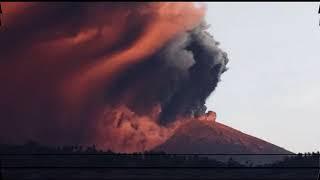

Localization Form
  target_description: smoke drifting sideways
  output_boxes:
[0,2,228,152]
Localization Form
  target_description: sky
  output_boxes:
[204,2,320,153]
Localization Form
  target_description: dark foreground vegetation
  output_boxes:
[0,142,319,180]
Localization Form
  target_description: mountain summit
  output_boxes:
[154,112,292,164]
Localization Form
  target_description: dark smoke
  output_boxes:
[0,2,228,152]
[159,23,229,123]
[107,22,229,124]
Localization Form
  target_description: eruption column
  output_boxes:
[0,2,228,152]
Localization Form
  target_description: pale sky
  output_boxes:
[204,2,320,153]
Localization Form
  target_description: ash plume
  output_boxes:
[159,24,229,123]
[0,2,228,152]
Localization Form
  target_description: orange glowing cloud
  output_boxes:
[0,3,223,153]
[62,2,206,110]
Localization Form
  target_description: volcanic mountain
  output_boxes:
[154,111,292,164]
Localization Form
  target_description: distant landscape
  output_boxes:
[0,142,319,179]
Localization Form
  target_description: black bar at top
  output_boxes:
[0,153,311,156]
[1,166,319,169]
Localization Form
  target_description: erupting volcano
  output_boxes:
[0,2,289,154]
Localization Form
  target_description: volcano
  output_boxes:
[154,112,292,164]
[0,3,291,157]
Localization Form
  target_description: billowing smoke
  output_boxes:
[0,2,228,152]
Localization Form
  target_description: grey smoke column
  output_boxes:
[107,22,229,124]
[158,22,229,124]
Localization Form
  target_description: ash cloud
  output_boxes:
[159,23,229,123]
[0,2,228,152]
[109,23,229,124]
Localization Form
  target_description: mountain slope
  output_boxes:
[154,118,292,164]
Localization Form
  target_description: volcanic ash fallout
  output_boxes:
[0,2,228,152]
